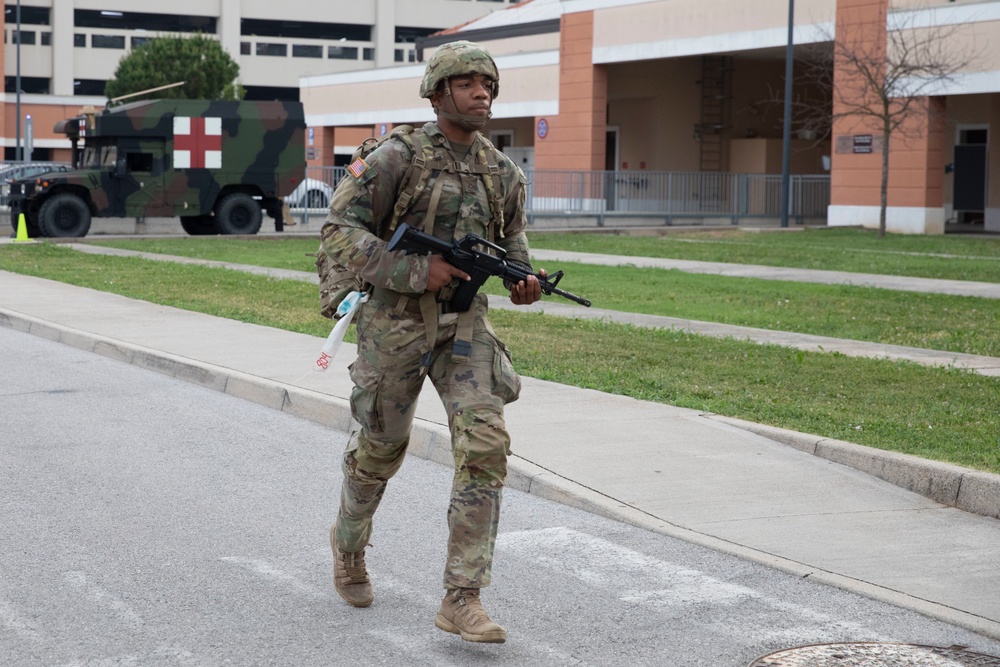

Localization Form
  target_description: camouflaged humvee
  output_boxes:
[9,99,305,237]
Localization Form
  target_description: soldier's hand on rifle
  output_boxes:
[509,269,545,306]
[427,255,471,292]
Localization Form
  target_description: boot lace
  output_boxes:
[454,589,491,624]
[339,550,370,582]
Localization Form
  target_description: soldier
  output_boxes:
[319,40,541,644]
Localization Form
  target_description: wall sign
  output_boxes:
[835,134,884,154]
[537,118,548,139]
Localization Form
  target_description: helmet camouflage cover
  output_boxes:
[419,40,500,99]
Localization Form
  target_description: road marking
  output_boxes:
[62,571,143,629]
[0,595,45,642]
[58,645,214,667]
[219,557,327,598]
[498,527,887,641]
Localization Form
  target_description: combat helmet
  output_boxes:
[419,40,500,99]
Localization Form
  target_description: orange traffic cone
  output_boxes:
[13,213,31,242]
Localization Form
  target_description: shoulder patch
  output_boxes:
[348,158,369,179]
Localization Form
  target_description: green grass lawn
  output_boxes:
[527,226,1000,282]
[2,240,999,475]
[83,234,1000,358]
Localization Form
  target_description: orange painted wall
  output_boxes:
[830,0,887,207]
[830,0,944,209]
[534,11,607,172]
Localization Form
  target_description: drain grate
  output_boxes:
[749,643,1000,666]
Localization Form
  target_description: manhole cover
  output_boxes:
[749,643,1000,666]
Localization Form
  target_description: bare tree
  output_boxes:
[795,3,981,236]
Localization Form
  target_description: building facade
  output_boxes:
[301,0,1000,234]
[5,0,998,233]
[1,0,520,161]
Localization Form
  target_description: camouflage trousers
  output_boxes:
[333,293,521,589]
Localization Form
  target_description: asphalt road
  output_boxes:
[4,327,1000,667]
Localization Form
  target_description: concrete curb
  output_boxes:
[6,304,999,523]
[703,415,1000,520]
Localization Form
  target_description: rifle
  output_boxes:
[387,223,592,313]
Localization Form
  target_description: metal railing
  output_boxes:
[292,166,831,227]
[524,170,830,225]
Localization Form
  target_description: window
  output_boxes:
[292,44,322,58]
[241,18,369,41]
[5,76,50,94]
[11,30,35,45]
[74,79,106,96]
[74,10,215,34]
[255,42,287,57]
[131,36,149,49]
[4,5,50,25]
[242,85,298,101]
[240,41,250,55]
[363,48,374,61]
[395,26,437,43]
[126,153,154,172]
[328,46,359,60]
[73,34,86,47]
[92,34,126,49]
[41,32,51,46]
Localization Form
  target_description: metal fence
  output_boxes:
[293,166,831,227]
[524,170,831,225]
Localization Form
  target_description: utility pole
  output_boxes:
[780,0,794,227]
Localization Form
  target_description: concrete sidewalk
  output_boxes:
[2,267,999,642]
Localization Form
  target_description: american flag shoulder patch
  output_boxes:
[348,158,369,179]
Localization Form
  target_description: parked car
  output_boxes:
[1,162,72,208]
[285,177,334,209]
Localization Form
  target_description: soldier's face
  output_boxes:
[437,74,493,116]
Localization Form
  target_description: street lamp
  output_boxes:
[780,0,794,227]
[14,0,22,162]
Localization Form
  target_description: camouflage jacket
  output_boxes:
[320,122,530,296]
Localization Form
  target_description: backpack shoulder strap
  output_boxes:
[387,128,436,236]
[473,135,506,241]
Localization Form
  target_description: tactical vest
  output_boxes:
[315,124,507,319]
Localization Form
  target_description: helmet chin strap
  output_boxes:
[436,83,492,131]
[436,107,492,131]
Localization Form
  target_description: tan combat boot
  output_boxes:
[330,525,372,608]
[435,588,507,643]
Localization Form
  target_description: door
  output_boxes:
[953,127,988,222]
[605,127,619,212]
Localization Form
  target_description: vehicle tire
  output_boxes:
[180,215,218,236]
[214,193,262,235]
[38,193,92,238]
[306,189,329,208]
[22,213,42,238]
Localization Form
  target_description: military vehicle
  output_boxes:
[9,98,305,237]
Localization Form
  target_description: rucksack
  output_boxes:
[313,125,506,319]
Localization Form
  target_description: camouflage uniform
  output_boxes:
[320,119,530,590]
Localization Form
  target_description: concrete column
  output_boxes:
[374,0,396,69]
[534,11,607,172]
[828,0,945,233]
[217,0,242,61]
[51,0,75,96]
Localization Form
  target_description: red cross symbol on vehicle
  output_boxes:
[173,117,222,169]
